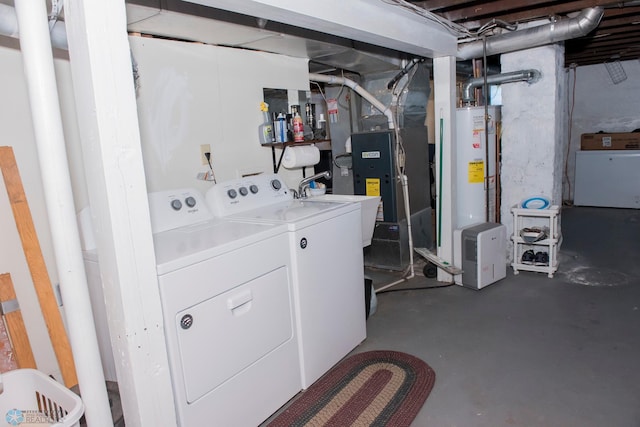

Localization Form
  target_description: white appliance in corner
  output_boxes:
[574,150,640,209]
[454,222,506,290]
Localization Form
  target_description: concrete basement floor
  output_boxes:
[354,206,640,427]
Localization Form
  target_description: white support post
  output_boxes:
[63,1,177,426]
[433,56,457,283]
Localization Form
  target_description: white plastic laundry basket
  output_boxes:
[0,369,84,427]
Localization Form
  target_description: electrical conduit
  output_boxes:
[13,1,113,425]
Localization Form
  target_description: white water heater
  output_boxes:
[456,106,501,229]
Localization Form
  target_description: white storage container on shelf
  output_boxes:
[511,204,561,278]
[0,369,84,427]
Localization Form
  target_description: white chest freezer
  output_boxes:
[574,150,640,209]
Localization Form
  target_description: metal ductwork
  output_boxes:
[461,69,540,104]
[457,7,604,61]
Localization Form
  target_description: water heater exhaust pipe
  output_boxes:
[462,69,541,104]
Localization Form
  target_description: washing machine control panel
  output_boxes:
[206,174,293,217]
[148,188,213,234]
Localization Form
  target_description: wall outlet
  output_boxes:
[197,172,216,181]
[200,144,211,165]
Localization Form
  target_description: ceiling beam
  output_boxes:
[586,24,640,37]
[412,0,471,11]
[567,46,640,65]
[601,5,640,18]
[571,33,640,48]
[181,0,457,57]
[598,14,640,28]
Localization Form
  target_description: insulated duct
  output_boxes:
[457,7,604,61]
[462,69,540,104]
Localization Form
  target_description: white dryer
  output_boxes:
[206,174,366,389]
[149,188,300,426]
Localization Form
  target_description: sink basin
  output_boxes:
[308,194,381,247]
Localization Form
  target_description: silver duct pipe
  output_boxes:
[462,69,540,104]
[457,7,604,61]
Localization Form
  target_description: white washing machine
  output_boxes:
[149,188,301,426]
[206,174,366,389]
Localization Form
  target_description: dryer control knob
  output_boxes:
[185,196,196,208]
[271,179,282,191]
[239,186,249,196]
[171,199,182,211]
[227,189,238,199]
[249,185,259,194]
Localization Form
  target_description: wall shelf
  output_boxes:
[511,204,561,278]
[263,139,331,173]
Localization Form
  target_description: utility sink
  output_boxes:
[308,194,381,247]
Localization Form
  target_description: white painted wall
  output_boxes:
[130,36,310,196]
[566,59,640,201]
[500,44,566,257]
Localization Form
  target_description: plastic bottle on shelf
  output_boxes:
[274,113,288,143]
[258,102,275,145]
[293,112,304,142]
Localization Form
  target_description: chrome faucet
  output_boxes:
[297,170,332,198]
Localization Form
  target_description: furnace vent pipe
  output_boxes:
[309,73,395,130]
[462,69,541,104]
[457,7,603,60]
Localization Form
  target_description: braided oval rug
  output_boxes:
[266,350,435,427]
